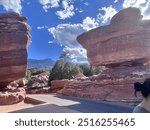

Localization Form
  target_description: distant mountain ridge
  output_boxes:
[28,58,55,70]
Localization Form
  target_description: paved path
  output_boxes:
[21,94,133,113]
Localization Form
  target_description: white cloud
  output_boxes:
[78,8,84,13]
[0,0,22,14]
[48,24,85,48]
[84,2,89,6]
[37,26,48,30]
[123,0,147,8]
[56,0,75,19]
[38,0,77,19]
[82,17,99,30]
[48,23,87,63]
[97,5,118,24]
[114,0,118,3]
[123,0,150,19]
[38,0,60,12]
[48,16,99,63]
[48,41,53,44]
[63,47,87,63]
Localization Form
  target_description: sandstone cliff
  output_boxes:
[0,12,30,88]
[0,13,30,105]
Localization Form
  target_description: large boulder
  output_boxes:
[51,79,70,93]
[0,87,26,105]
[0,12,31,88]
[54,8,150,105]
[77,7,150,67]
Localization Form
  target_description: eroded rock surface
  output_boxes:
[0,13,30,105]
[52,8,150,104]
[77,7,150,67]
[0,87,26,105]
[0,12,30,87]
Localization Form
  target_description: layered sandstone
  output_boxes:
[0,13,30,105]
[77,7,150,67]
[0,12,30,88]
[52,8,150,104]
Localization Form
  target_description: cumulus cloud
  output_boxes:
[56,0,75,19]
[63,47,87,63]
[38,0,60,12]
[48,16,99,63]
[48,24,84,47]
[97,5,118,24]
[0,0,22,14]
[82,17,99,30]
[48,23,87,63]
[38,0,81,19]
[123,0,150,19]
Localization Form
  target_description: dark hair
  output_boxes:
[134,78,150,98]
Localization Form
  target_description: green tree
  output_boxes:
[48,60,82,85]
[48,60,65,85]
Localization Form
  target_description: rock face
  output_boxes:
[0,87,26,105]
[26,69,50,94]
[0,12,30,88]
[0,13,30,105]
[77,7,150,67]
[51,79,70,93]
[57,66,150,103]
[52,8,150,104]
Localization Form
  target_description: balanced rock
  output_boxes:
[0,12,31,88]
[54,8,150,105]
[77,7,150,67]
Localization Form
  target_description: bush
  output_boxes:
[48,60,103,85]
[48,60,81,85]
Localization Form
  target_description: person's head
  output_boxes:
[134,78,150,98]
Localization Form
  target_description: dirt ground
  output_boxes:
[0,102,33,113]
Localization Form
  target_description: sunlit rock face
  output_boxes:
[54,8,150,104]
[77,7,150,67]
[0,12,31,88]
[0,13,30,105]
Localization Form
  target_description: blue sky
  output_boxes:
[0,0,150,63]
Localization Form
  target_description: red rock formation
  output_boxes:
[0,12,30,88]
[0,13,30,105]
[52,8,150,104]
[57,66,150,103]
[51,79,70,93]
[0,88,26,105]
[77,7,150,67]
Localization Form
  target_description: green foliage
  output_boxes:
[27,79,34,88]
[48,60,103,86]
[79,64,102,77]
[25,70,33,88]
[48,60,81,85]
[25,70,31,81]
[48,60,65,85]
